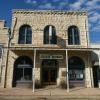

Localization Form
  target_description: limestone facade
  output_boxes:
[11,10,89,47]
[0,10,99,90]
[0,20,9,87]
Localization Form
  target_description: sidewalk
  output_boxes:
[0,87,100,99]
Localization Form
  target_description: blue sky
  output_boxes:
[0,0,100,43]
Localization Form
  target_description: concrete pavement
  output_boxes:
[0,87,100,100]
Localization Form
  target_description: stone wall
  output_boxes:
[0,20,9,87]
[10,10,89,48]
[5,49,93,88]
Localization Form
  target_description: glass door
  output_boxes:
[42,68,57,85]
[42,59,58,85]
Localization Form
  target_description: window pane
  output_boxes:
[0,47,2,58]
[68,27,73,45]
[51,26,57,44]
[44,25,57,44]
[24,68,32,80]
[44,26,49,44]
[16,68,23,81]
[68,26,80,45]
[18,25,32,44]
[69,70,84,80]
[26,27,32,44]
[68,30,73,45]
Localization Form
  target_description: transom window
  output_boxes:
[44,25,57,44]
[42,59,58,67]
[18,25,32,44]
[68,25,80,45]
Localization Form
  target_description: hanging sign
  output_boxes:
[40,54,63,59]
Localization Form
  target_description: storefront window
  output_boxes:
[69,70,84,80]
[13,56,33,87]
[68,56,85,81]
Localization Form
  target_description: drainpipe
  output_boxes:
[4,28,11,88]
[0,45,4,83]
[4,17,17,88]
[89,51,94,87]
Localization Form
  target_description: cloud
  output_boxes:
[32,0,37,4]
[25,0,69,9]
[69,1,82,10]
[89,12,100,23]
[89,12,100,33]
[28,0,69,10]
[25,0,32,3]
[90,25,100,32]
[25,0,37,4]
[59,2,68,6]
[55,1,68,9]
[38,3,55,9]
[52,0,60,2]
[86,0,99,6]
[69,0,85,10]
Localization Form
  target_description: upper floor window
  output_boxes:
[68,25,80,45]
[18,25,32,44]
[44,25,57,44]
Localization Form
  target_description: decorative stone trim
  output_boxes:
[13,9,87,16]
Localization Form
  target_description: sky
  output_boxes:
[0,0,100,43]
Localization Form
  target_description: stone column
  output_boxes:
[33,49,36,92]
[85,52,92,88]
[66,50,69,92]
[98,51,100,88]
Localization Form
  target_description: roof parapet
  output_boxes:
[12,9,87,16]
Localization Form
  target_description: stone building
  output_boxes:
[0,10,100,92]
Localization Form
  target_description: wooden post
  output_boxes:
[98,51,100,88]
[33,49,36,92]
[66,50,69,92]
[98,51,100,68]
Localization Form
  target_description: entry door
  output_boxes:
[93,66,99,87]
[42,68,57,85]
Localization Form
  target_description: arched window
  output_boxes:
[68,56,85,82]
[13,56,33,87]
[44,25,57,44]
[68,56,85,69]
[18,25,32,44]
[68,26,80,45]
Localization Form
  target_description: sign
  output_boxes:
[40,54,63,59]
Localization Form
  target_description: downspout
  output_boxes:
[0,45,4,83]
[4,29,11,88]
[4,17,17,88]
[89,51,94,87]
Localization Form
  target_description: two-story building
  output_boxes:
[0,10,100,92]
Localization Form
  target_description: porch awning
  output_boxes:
[8,46,100,51]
